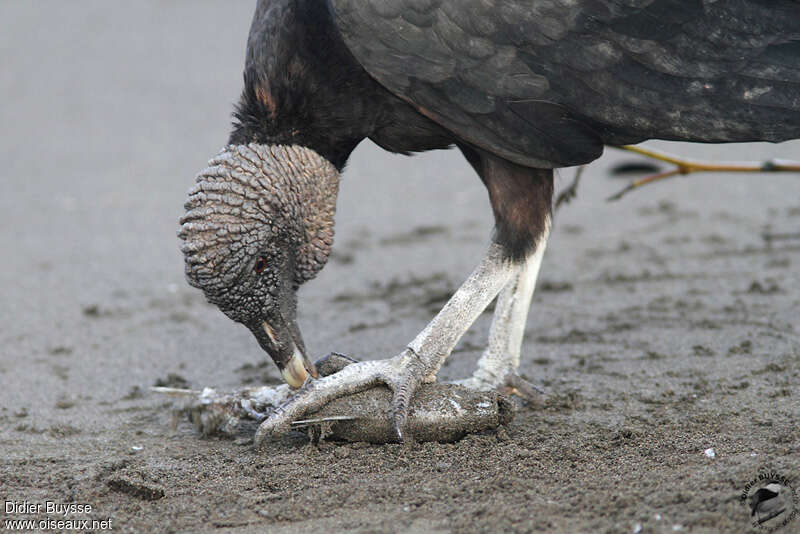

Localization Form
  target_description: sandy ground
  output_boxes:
[2,2,799,533]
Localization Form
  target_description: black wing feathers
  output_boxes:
[330,0,800,167]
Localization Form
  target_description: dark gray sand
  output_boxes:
[2,2,798,533]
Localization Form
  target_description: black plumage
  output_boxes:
[229,0,454,170]
[231,0,800,258]
[331,0,800,167]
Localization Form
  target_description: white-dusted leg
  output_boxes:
[410,241,520,382]
[461,219,550,391]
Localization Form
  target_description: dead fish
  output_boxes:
[290,382,513,443]
[154,353,513,443]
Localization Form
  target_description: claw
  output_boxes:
[504,373,545,401]
[456,369,545,404]
[394,420,404,442]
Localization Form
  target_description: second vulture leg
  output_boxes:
[459,219,549,397]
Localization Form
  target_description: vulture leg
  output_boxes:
[459,220,549,395]
[254,153,552,443]
[255,242,515,443]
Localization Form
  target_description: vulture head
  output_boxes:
[178,144,339,388]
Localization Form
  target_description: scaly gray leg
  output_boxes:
[460,219,549,393]
[255,242,517,444]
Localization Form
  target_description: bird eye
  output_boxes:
[254,256,268,274]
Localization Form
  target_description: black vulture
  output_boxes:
[179,0,800,442]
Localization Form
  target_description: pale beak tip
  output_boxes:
[280,350,318,388]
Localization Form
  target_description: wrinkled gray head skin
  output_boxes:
[178,144,340,387]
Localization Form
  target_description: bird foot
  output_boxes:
[457,369,544,402]
[254,349,427,445]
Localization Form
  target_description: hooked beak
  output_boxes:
[253,320,318,389]
[281,339,319,388]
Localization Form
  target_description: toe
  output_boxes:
[314,352,359,377]
[254,360,384,445]
[386,351,426,442]
[504,372,545,400]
